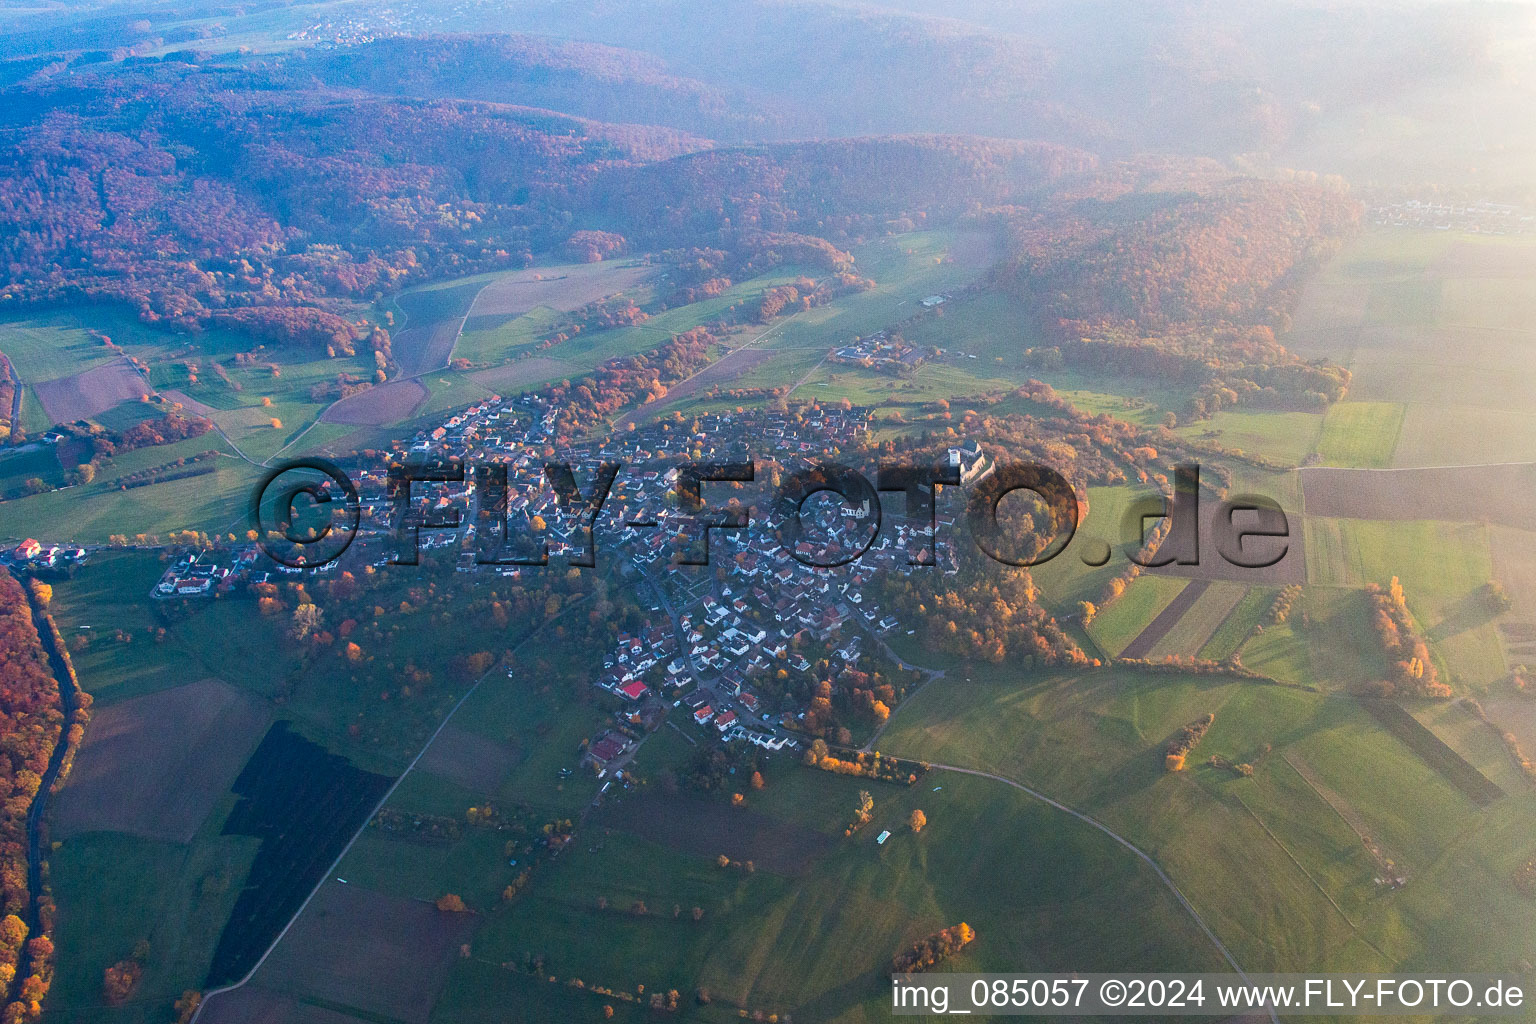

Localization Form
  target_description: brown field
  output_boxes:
[416,723,521,794]
[470,356,576,392]
[32,359,150,422]
[1152,498,1305,586]
[599,792,832,875]
[393,319,464,378]
[615,345,776,430]
[322,379,429,426]
[212,880,479,1024]
[1483,697,1536,755]
[1491,526,1536,659]
[1301,464,1536,530]
[1434,238,1536,278]
[53,677,270,843]
[1120,579,1210,659]
[470,261,658,318]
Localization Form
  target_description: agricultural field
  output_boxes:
[426,259,661,372]
[46,827,260,1024]
[1197,586,1273,661]
[220,609,1233,1024]
[34,552,595,1024]
[0,440,68,498]
[790,360,1018,412]
[52,677,271,843]
[614,230,1010,427]
[0,229,1007,546]
[0,310,128,388]
[33,360,151,423]
[444,764,1225,1024]
[11,11,1536,1024]
[896,289,1043,366]
[1301,462,1536,531]
[0,436,261,542]
[1028,483,1149,614]
[1285,229,1536,469]
[1238,587,1388,692]
[1302,516,1506,688]
[877,664,1536,978]
[1174,409,1324,467]
[1315,401,1405,468]
[1084,573,1188,657]
[1145,581,1251,659]
[202,881,479,1024]
[758,230,1002,358]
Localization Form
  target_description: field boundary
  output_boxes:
[191,595,591,1024]
[1120,580,1210,659]
[922,764,1278,1024]
[1360,700,1504,806]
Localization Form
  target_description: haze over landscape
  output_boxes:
[0,1,1534,1023]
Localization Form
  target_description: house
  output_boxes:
[714,709,738,731]
[586,732,632,773]
[13,539,41,561]
[693,705,715,725]
[618,680,648,701]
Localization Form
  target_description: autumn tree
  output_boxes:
[910,809,927,833]
[173,991,202,1024]
[102,960,143,1005]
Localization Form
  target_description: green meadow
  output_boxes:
[878,664,1536,976]
[1085,573,1188,657]
[1316,402,1404,468]
[1303,517,1505,688]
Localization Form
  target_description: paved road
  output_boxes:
[924,762,1280,1024]
[191,595,592,1024]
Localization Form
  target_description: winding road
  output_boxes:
[923,761,1279,1024]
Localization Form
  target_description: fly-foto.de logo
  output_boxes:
[251,457,1290,573]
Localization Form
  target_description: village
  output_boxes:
[9,378,991,781]
[281,388,987,776]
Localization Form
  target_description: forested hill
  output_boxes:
[992,175,1360,419]
[0,54,1097,334]
[582,137,1098,246]
[0,43,1357,383]
[296,34,804,143]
